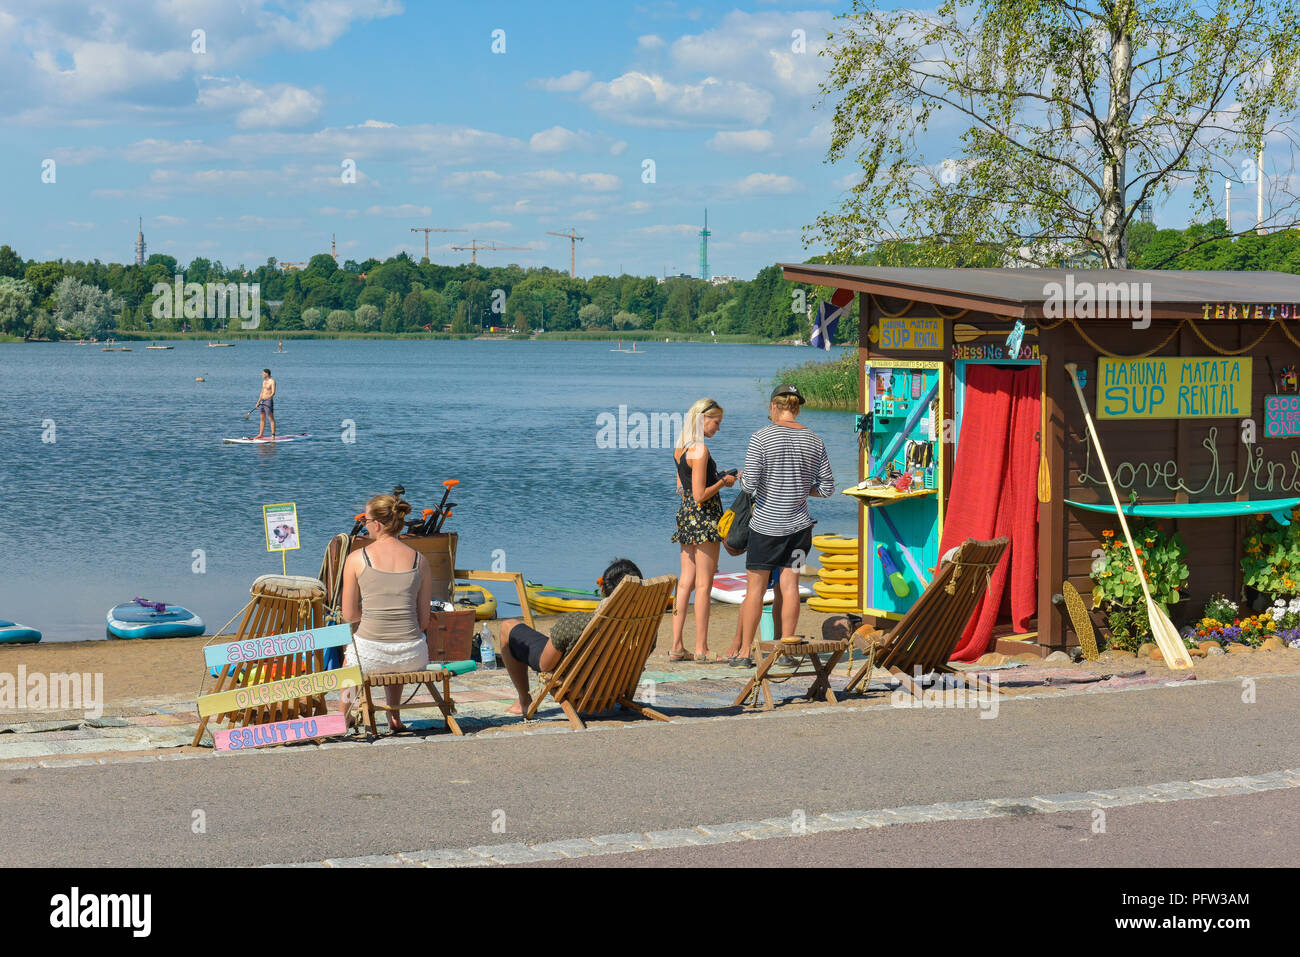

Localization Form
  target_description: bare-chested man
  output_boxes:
[255,368,276,439]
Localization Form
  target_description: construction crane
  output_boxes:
[546,228,585,278]
[450,239,530,265]
[410,226,467,262]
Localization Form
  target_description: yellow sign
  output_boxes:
[197,665,362,718]
[877,314,944,351]
[1097,357,1252,419]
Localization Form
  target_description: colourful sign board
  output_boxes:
[203,623,353,669]
[1264,394,1300,438]
[878,314,944,351]
[213,713,347,751]
[263,502,300,552]
[197,665,362,718]
[1097,357,1252,419]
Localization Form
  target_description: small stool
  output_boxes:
[732,637,849,711]
[359,666,462,735]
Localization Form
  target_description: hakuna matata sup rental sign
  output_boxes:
[1097,357,1252,420]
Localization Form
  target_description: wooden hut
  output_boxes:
[780,265,1300,657]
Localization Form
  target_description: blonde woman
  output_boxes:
[339,493,433,732]
[670,397,738,662]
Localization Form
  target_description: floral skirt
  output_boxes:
[672,492,724,545]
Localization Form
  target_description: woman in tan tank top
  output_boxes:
[339,493,434,732]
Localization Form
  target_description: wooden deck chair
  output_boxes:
[524,574,676,730]
[193,575,332,747]
[843,537,1010,699]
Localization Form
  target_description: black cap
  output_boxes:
[770,384,805,404]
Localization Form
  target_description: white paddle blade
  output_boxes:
[1148,599,1193,669]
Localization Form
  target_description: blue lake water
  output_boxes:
[0,339,858,640]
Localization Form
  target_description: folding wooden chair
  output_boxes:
[525,574,677,730]
[843,537,1010,698]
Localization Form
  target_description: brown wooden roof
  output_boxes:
[779,264,1300,319]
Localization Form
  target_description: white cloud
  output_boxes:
[638,34,666,49]
[197,78,323,129]
[707,129,774,152]
[528,70,593,92]
[732,172,800,195]
[154,215,187,225]
[581,72,772,129]
[364,204,433,217]
[0,1,401,122]
[669,11,833,98]
[610,140,628,155]
[633,224,699,237]
[833,171,864,191]
[442,170,505,188]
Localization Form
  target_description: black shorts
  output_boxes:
[507,623,550,672]
[746,526,813,572]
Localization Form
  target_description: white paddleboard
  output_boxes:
[223,433,310,444]
[710,571,812,605]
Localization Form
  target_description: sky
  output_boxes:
[0,0,855,279]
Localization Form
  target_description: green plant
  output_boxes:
[1105,605,1149,653]
[1203,593,1239,624]
[1241,508,1300,599]
[1090,523,1189,610]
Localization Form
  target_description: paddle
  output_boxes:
[1037,355,1051,503]
[242,404,259,420]
[1065,363,1193,669]
[421,479,459,534]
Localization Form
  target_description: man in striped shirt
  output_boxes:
[727,384,834,664]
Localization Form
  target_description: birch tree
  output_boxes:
[812,0,1300,267]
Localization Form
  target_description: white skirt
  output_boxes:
[345,635,429,675]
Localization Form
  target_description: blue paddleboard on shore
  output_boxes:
[0,619,42,644]
[106,601,205,640]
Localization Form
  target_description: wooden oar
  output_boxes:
[953,322,1040,343]
[1037,355,1050,503]
[1065,363,1193,669]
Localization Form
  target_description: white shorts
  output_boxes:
[345,635,429,675]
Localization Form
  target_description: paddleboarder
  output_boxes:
[254,368,276,439]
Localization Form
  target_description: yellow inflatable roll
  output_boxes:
[807,596,862,614]
[813,580,857,599]
[817,567,858,583]
[812,533,859,554]
[818,552,860,570]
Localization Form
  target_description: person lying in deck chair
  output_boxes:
[495,558,642,717]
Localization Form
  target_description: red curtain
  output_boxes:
[938,365,1040,661]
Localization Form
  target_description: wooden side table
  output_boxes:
[733,638,849,711]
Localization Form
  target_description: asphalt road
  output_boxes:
[524,788,1300,868]
[2,676,1298,867]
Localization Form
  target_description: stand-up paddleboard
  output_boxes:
[223,433,310,444]
[710,571,812,606]
[0,619,41,644]
[106,600,205,639]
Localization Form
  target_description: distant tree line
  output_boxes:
[0,244,859,344]
[4,219,1297,341]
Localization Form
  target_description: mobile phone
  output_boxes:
[722,468,738,477]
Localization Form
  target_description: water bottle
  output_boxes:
[480,625,496,669]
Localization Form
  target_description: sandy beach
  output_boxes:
[4,602,1300,717]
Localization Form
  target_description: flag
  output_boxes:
[810,289,854,350]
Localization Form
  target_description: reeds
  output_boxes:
[773,350,857,410]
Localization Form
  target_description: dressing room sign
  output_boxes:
[1098,357,1252,419]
